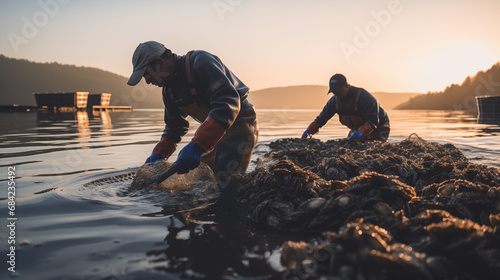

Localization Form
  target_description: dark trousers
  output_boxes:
[201,102,259,187]
[348,120,390,142]
[367,119,390,142]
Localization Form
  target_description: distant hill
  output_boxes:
[370,92,421,110]
[249,85,330,109]
[0,55,162,108]
[249,85,420,109]
[0,54,419,109]
[396,62,500,112]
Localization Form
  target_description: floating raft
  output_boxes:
[87,93,111,107]
[0,105,38,112]
[32,92,131,111]
[476,95,500,124]
[34,91,89,109]
[92,105,132,112]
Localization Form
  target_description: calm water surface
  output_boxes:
[1,109,499,280]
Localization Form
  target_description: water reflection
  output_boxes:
[478,116,500,125]
[475,111,500,134]
[2,109,500,280]
[92,110,113,137]
[35,109,113,139]
[76,110,90,140]
[147,209,278,279]
[98,111,113,129]
[479,126,500,134]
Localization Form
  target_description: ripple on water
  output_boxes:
[60,163,221,218]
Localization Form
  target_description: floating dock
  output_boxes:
[0,105,38,112]
[92,105,132,112]
[34,91,89,109]
[31,92,131,112]
[87,93,111,107]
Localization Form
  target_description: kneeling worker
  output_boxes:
[127,41,258,184]
[302,74,390,141]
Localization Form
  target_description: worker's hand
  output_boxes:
[175,141,206,174]
[302,121,320,139]
[147,137,176,164]
[348,130,363,141]
[145,153,163,163]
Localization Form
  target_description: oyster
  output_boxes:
[228,136,500,279]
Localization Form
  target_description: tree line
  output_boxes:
[0,54,162,108]
[396,62,500,113]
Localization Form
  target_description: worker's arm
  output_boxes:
[145,90,190,164]
[349,90,379,141]
[176,51,243,173]
[302,97,337,138]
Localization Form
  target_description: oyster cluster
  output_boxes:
[231,136,500,279]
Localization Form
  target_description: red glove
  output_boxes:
[152,137,177,159]
[358,122,374,135]
[192,116,226,151]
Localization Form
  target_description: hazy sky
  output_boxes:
[1,0,499,93]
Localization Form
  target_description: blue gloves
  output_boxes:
[145,153,163,163]
[146,137,177,164]
[175,141,206,174]
[303,121,319,139]
[349,130,363,141]
[302,129,312,139]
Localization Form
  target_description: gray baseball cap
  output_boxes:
[328,73,347,94]
[127,41,166,85]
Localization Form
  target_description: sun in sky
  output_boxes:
[412,42,499,92]
[0,0,499,93]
